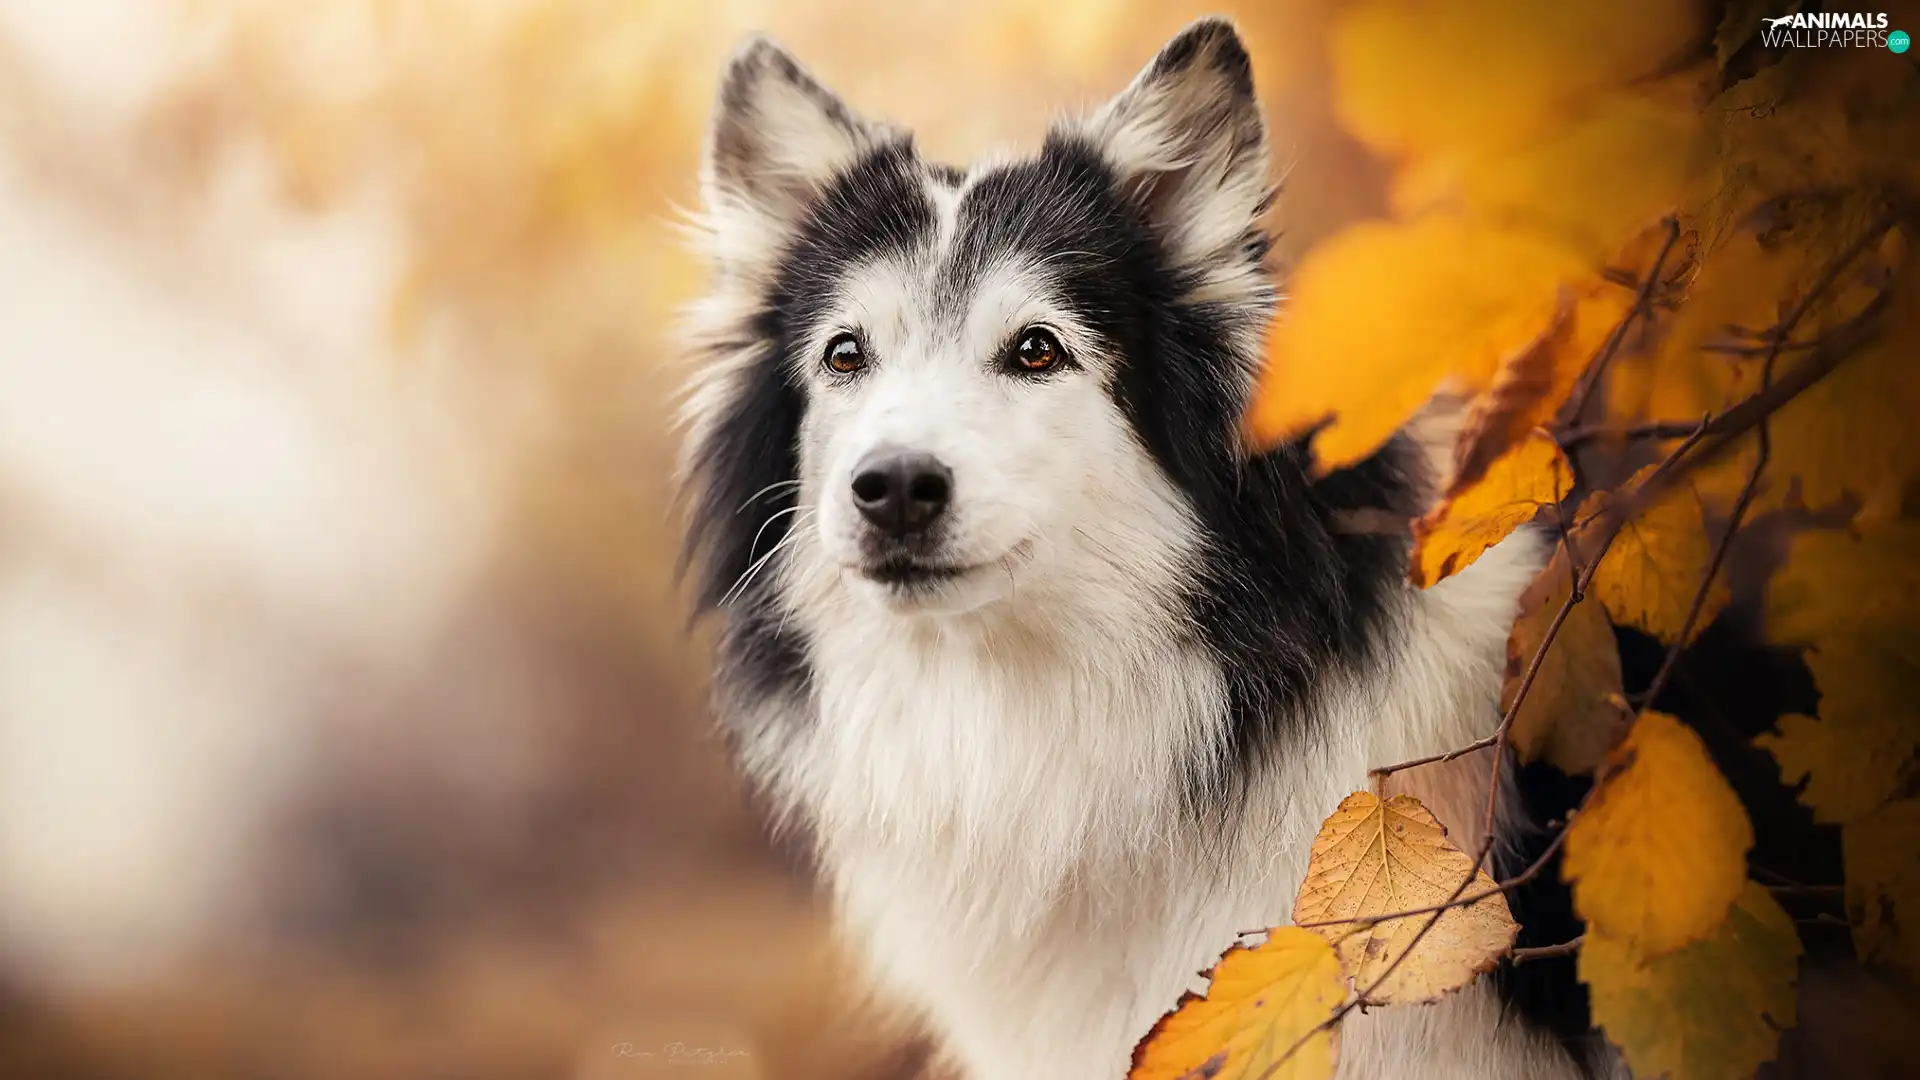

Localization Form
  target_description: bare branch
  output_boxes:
[1511,936,1585,965]
[1558,419,1704,447]
[1641,212,1898,706]
[1559,215,1682,425]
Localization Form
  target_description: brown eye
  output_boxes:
[1011,328,1066,374]
[823,333,866,374]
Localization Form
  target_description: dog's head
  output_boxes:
[682,18,1274,625]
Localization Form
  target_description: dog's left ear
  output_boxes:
[1085,18,1269,272]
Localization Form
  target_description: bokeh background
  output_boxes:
[0,2,1389,1077]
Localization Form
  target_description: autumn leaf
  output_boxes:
[1766,522,1920,644]
[1760,272,1920,522]
[1247,218,1590,470]
[1291,792,1516,1004]
[1581,880,1801,1080]
[1563,711,1754,956]
[1844,798,1920,980]
[1707,54,1920,227]
[1710,0,1772,70]
[1449,281,1644,491]
[1579,467,1730,645]
[1756,641,1920,826]
[1410,431,1571,587]
[1393,91,1704,261]
[1606,224,1796,425]
[1129,928,1344,1080]
[1330,0,1703,161]
[1504,549,1628,775]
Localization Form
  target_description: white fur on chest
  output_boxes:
[772,535,1578,1080]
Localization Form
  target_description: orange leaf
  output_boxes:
[1330,0,1704,160]
[1844,798,1920,980]
[1411,431,1571,588]
[1581,880,1801,1080]
[1129,928,1344,1080]
[1563,711,1754,956]
[1291,792,1516,1005]
[1756,638,1920,827]
[1504,549,1629,775]
[1766,522,1920,644]
[1579,468,1730,644]
[1393,91,1704,261]
[1247,219,1590,470]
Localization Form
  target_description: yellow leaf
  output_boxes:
[1249,219,1590,470]
[1711,0,1772,69]
[1129,928,1344,1080]
[1606,224,1795,425]
[1766,522,1920,644]
[1756,641,1920,826]
[1564,711,1754,955]
[1411,431,1571,587]
[1291,792,1516,1004]
[1450,282,1637,493]
[1394,91,1704,260]
[1330,0,1703,160]
[1504,549,1629,775]
[1581,467,1730,644]
[1708,53,1920,225]
[1844,798,1920,980]
[1581,880,1801,1080]
[1762,276,1920,522]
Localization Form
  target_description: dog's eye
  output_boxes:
[823,333,866,375]
[1010,328,1067,374]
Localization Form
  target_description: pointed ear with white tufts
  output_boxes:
[1084,18,1271,273]
[700,37,879,270]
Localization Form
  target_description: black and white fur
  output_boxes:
[679,19,1590,1080]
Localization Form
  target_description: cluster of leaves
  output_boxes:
[1134,3,1919,1079]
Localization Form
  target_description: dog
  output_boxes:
[678,17,1598,1080]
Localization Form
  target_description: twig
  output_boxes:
[1701,337,1821,357]
[1559,215,1682,425]
[1510,936,1585,965]
[1640,212,1897,707]
[1558,419,1704,447]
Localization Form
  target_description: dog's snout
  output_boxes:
[851,450,952,537]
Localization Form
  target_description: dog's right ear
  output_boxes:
[701,38,876,268]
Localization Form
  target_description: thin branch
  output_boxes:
[1642,212,1897,707]
[1558,419,1704,447]
[1641,360,1770,707]
[1701,337,1822,357]
[1560,215,1682,425]
[1366,739,1495,777]
[1511,936,1585,965]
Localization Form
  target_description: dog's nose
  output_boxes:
[851,450,952,537]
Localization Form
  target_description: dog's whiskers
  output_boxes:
[722,511,814,607]
[736,479,803,514]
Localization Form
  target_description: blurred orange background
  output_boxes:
[0,3,1385,1077]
